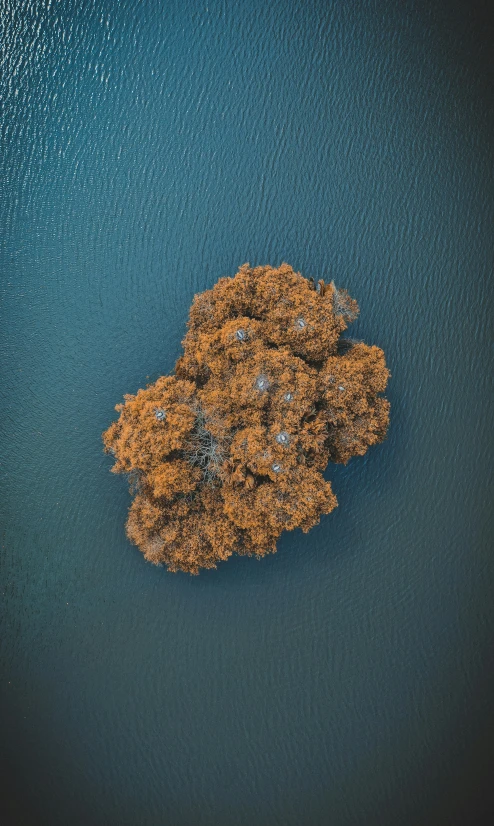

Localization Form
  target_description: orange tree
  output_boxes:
[103,263,390,573]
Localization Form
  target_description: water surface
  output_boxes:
[1,1,493,824]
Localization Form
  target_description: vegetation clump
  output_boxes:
[103,263,390,573]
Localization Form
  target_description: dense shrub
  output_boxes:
[103,264,390,573]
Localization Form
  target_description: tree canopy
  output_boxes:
[103,263,390,573]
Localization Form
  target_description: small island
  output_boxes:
[103,263,390,573]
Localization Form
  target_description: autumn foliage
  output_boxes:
[102,264,390,573]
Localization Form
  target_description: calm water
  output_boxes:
[1,1,493,824]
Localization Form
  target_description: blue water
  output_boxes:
[1,1,493,824]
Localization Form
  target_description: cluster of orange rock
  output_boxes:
[103,264,390,573]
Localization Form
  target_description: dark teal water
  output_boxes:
[1,1,493,824]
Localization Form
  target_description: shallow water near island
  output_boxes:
[1,1,493,824]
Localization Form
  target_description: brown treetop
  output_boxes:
[102,263,390,573]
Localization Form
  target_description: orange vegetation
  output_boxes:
[103,263,390,573]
